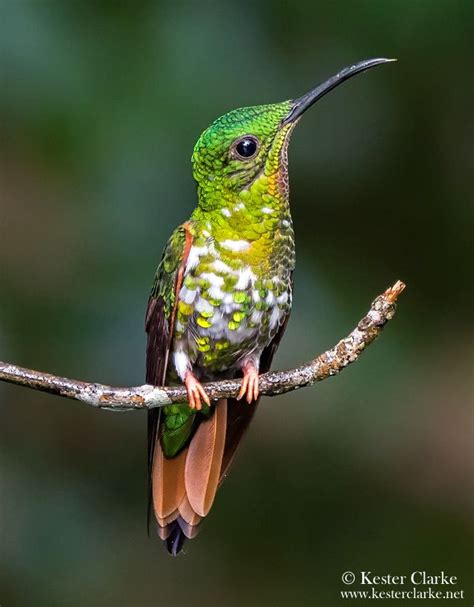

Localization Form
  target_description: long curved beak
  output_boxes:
[282,57,396,125]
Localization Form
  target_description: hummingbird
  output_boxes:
[145,58,394,555]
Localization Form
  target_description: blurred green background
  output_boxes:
[0,1,472,606]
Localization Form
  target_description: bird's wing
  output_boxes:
[145,222,193,528]
[219,273,294,482]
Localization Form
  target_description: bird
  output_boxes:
[145,57,395,555]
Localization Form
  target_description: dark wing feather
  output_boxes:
[145,223,193,530]
[219,273,293,482]
[145,297,168,477]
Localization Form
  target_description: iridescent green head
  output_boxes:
[192,101,292,195]
[191,58,395,207]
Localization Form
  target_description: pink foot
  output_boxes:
[185,372,210,411]
[238,363,260,404]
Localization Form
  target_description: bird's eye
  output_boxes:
[234,136,259,159]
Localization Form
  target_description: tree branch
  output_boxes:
[0,281,405,411]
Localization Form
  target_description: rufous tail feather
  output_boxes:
[152,399,228,555]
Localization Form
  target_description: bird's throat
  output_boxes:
[192,170,292,266]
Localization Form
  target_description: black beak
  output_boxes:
[282,57,396,125]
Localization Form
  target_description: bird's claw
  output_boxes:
[238,365,260,404]
[185,372,210,410]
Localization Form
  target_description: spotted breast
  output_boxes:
[171,229,293,382]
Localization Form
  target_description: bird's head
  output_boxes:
[192,58,395,210]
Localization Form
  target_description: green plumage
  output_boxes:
[149,101,297,458]
[145,58,394,554]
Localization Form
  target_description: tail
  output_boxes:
[151,395,258,555]
[152,399,228,555]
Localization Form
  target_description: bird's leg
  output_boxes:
[238,362,260,404]
[184,371,210,411]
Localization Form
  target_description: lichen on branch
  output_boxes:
[0,281,405,411]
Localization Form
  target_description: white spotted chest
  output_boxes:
[171,242,292,379]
